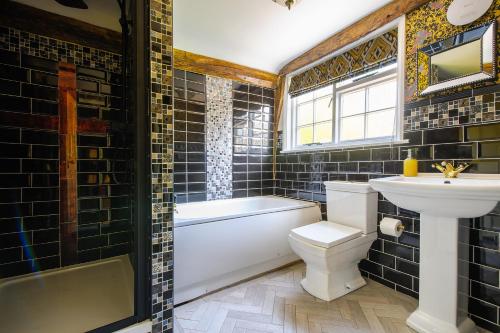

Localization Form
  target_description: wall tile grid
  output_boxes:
[206,76,233,200]
[173,69,207,203]
[232,82,275,198]
[173,70,275,202]
[274,85,500,332]
[0,26,132,278]
[149,0,174,332]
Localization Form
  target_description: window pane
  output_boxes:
[341,89,365,117]
[297,102,313,126]
[297,126,314,145]
[314,122,332,143]
[368,79,397,111]
[366,109,395,138]
[296,91,313,104]
[340,115,364,141]
[314,96,332,122]
[314,85,332,98]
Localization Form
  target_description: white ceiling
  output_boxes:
[13,0,121,32]
[173,0,392,73]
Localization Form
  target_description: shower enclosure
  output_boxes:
[0,0,150,332]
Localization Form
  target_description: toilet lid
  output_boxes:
[290,221,363,248]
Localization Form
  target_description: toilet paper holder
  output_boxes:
[380,217,405,237]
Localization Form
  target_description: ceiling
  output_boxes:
[173,0,393,73]
[12,0,121,32]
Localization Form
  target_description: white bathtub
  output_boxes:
[173,195,322,304]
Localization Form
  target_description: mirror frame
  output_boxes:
[417,21,496,96]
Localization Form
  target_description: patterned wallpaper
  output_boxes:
[149,0,174,332]
[405,0,500,102]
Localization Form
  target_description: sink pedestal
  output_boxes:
[406,215,475,333]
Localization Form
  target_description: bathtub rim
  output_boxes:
[174,195,318,227]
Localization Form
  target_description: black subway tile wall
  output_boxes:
[173,69,275,202]
[173,69,207,203]
[274,87,500,331]
[0,26,131,278]
[232,82,275,198]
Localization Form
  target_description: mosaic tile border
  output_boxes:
[404,91,500,131]
[0,26,121,73]
[206,76,233,200]
[149,0,174,332]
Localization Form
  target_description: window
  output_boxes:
[286,64,400,151]
[337,74,397,142]
[294,86,333,146]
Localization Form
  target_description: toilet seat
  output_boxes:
[290,221,363,248]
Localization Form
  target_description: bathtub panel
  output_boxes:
[174,198,321,304]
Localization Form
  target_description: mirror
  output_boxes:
[417,21,496,95]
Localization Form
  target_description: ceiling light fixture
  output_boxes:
[273,0,301,10]
[54,0,88,9]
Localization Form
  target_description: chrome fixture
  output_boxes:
[273,0,301,10]
[431,161,470,178]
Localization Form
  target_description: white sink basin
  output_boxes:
[369,173,500,333]
[370,174,500,218]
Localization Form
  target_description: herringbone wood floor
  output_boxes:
[174,262,420,333]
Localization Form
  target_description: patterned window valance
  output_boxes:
[288,29,398,97]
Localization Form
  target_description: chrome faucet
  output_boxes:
[431,161,470,178]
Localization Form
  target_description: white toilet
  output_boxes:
[289,181,378,301]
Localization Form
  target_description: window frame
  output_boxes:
[287,65,400,152]
[281,17,407,153]
[335,68,398,145]
[292,86,334,148]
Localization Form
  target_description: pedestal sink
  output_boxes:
[369,174,500,333]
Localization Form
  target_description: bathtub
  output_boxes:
[0,255,134,333]
[173,195,322,304]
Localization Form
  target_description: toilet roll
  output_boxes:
[380,217,404,237]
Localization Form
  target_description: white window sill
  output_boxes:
[281,138,409,154]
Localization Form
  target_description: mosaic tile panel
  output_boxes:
[0,26,121,73]
[206,76,233,200]
[149,0,174,332]
[404,91,500,131]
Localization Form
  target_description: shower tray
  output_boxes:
[0,255,134,333]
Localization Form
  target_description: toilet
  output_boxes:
[289,181,378,301]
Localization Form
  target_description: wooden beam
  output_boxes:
[279,0,431,75]
[58,62,78,266]
[174,49,278,89]
[272,75,286,180]
[1,1,121,53]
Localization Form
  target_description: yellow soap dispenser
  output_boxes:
[403,149,418,177]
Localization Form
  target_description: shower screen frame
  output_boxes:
[87,0,152,331]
